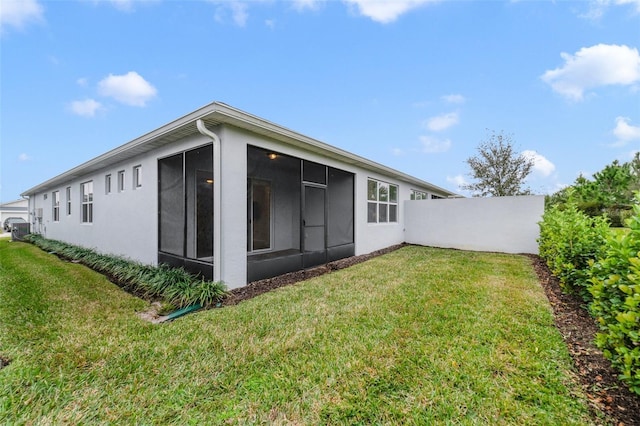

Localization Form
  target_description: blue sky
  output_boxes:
[1,0,639,202]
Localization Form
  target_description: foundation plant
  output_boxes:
[539,195,640,395]
[24,234,226,308]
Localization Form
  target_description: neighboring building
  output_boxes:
[21,102,455,289]
[1,199,29,230]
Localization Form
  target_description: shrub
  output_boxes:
[588,201,640,395]
[538,199,609,301]
[24,234,226,308]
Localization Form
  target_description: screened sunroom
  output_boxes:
[158,143,215,279]
[246,145,355,282]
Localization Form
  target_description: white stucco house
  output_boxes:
[21,102,456,289]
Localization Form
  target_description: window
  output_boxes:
[81,181,93,223]
[117,170,125,192]
[105,174,112,194]
[431,194,444,200]
[248,179,272,251]
[52,191,60,222]
[367,179,398,223]
[411,189,428,200]
[133,165,142,188]
[66,187,71,215]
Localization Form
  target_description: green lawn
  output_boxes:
[0,239,598,424]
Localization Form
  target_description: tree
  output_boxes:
[546,153,640,226]
[462,130,534,197]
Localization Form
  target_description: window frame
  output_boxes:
[367,178,398,224]
[81,181,94,224]
[52,191,60,222]
[117,170,125,192]
[105,174,112,195]
[133,165,142,189]
[66,187,71,215]
[411,189,429,200]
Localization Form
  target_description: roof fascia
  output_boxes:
[22,101,457,197]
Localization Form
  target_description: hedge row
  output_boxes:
[539,199,640,395]
[25,234,227,309]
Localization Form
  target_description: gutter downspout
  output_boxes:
[196,119,222,283]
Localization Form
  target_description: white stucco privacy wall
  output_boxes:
[404,195,545,254]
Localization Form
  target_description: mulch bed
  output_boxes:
[221,246,640,425]
[528,254,640,426]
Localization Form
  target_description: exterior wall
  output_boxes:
[404,195,545,254]
[28,133,214,265]
[218,125,248,288]
[354,172,406,255]
[23,122,449,290]
[229,127,439,261]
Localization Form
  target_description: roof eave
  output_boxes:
[21,101,458,198]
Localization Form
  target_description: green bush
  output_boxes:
[24,234,226,308]
[588,201,640,395]
[538,200,609,301]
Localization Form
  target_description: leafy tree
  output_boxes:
[547,153,640,226]
[462,130,534,197]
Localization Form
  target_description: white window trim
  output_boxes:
[367,178,398,224]
[411,189,428,200]
[117,170,125,192]
[66,187,72,215]
[81,181,94,224]
[52,191,60,222]
[133,165,142,189]
[105,174,112,195]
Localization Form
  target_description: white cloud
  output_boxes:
[613,116,640,145]
[441,94,466,104]
[0,0,44,31]
[108,0,135,11]
[265,19,276,29]
[70,99,103,117]
[212,1,249,26]
[541,44,640,101]
[420,135,451,153]
[392,148,405,156]
[292,0,324,11]
[89,0,159,12]
[18,153,32,161]
[522,150,556,177]
[229,1,248,26]
[447,174,469,190]
[616,0,640,12]
[425,112,459,132]
[581,0,640,20]
[97,71,157,106]
[343,0,439,24]
[76,77,89,87]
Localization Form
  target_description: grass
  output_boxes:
[0,240,598,424]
